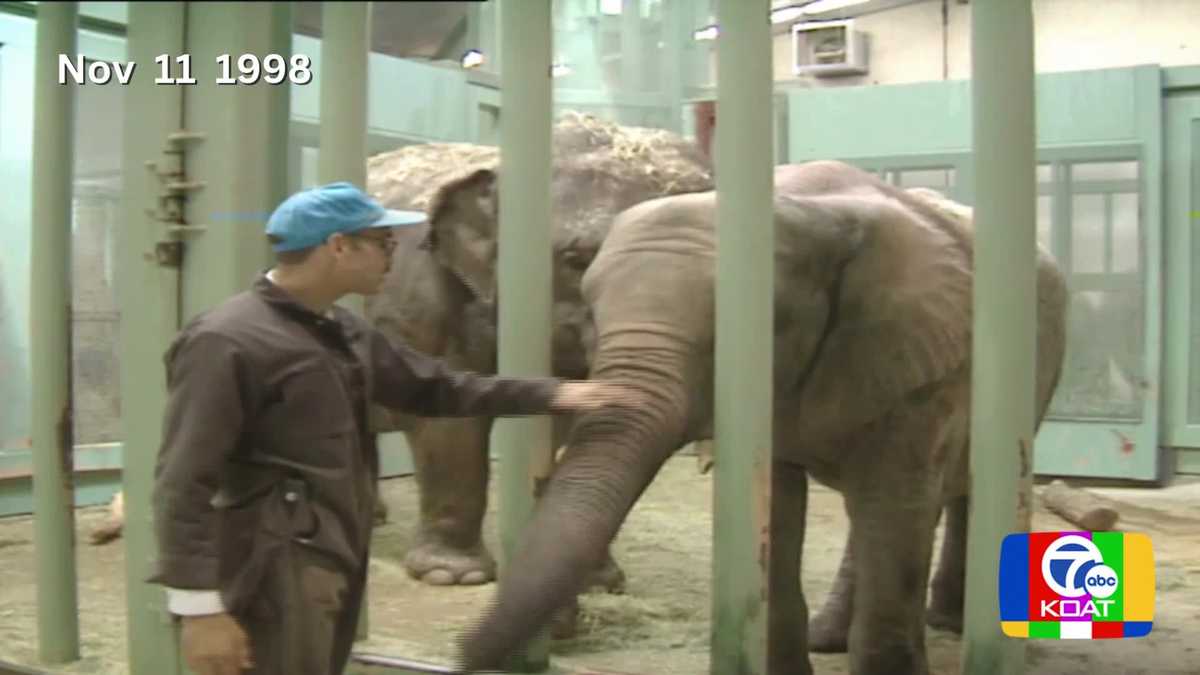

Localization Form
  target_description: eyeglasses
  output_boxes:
[351,233,397,255]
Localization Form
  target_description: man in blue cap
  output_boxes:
[148,182,634,675]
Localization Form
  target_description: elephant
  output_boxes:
[803,185,1067,653]
[454,160,1068,675]
[362,111,714,592]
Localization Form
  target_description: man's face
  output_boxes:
[329,227,398,295]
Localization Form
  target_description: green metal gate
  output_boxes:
[1162,66,1200,474]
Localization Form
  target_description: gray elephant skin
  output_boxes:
[455,160,1068,675]
[362,112,714,590]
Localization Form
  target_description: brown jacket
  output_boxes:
[149,274,559,611]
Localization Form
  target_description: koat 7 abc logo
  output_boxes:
[998,531,1154,639]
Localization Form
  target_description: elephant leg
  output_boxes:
[844,432,946,674]
[807,517,855,653]
[544,416,625,641]
[769,461,814,675]
[927,494,967,633]
[548,415,627,597]
[403,416,496,586]
[844,493,938,675]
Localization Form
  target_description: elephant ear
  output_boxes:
[422,167,500,303]
[794,194,974,437]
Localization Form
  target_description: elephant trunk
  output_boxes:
[458,333,691,671]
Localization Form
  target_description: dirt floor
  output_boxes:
[1,454,1198,674]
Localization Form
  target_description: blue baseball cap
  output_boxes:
[265,181,426,252]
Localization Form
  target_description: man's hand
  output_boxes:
[550,381,643,412]
[180,613,254,675]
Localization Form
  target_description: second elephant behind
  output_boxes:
[363,111,714,589]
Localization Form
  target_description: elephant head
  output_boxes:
[363,112,713,384]
[454,161,997,669]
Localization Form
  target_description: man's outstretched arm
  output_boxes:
[368,329,637,416]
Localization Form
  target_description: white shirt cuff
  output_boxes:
[165,588,226,616]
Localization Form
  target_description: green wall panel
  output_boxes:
[788,79,973,159]
[787,66,1151,162]
[289,34,473,145]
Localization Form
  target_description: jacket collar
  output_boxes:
[252,270,364,341]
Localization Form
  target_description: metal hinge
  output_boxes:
[147,130,208,268]
[154,241,184,268]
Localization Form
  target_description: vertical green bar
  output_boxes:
[619,0,642,97]
[317,1,368,188]
[1093,532,1124,621]
[660,0,686,133]
[119,3,186,673]
[30,0,81,663]
[711,2,773,675]
[316,0,372,639]
[962,1,1037,674]
[495,0,553,671]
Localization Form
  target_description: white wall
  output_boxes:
[765,0,1199,87]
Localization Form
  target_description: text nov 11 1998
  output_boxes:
[58,54,314,87]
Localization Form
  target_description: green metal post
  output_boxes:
[29,1,80,663]
[620,0,642,98]
[962,1,1036,674]
[318,0,368,337]
[122,3,294,673]
[119,4,187,673]
[495,0,553,671]
[316,1,372,640]
[318,1,369,189]
[179,1,294,315]
[711,1,773,675]
[481,0,502,77]
[661,0,686,133]
[266,3,295,271]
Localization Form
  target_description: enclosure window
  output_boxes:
[71,55,125,447]
[1045,157,1145,422]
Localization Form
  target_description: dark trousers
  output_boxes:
[232,542,365,675]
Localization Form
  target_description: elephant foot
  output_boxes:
[582,552,626,595]
[769,652,814,675]
[403,536,496,586]
[373,493,390,525]
[852,644,928,675]
[550,598,580,640]
[925,595,963,633]
[926,571,964,633]
[806,607,850,653]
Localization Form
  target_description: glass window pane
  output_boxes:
[1072,160,1139,182]
[1071,194,1106,274]
[1110,192,1140,274]
[1038,163,1054,183]
[897,168,955,190]
[1049,289,1144,421]
[72,66,124,446]
[300,147,319,189]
